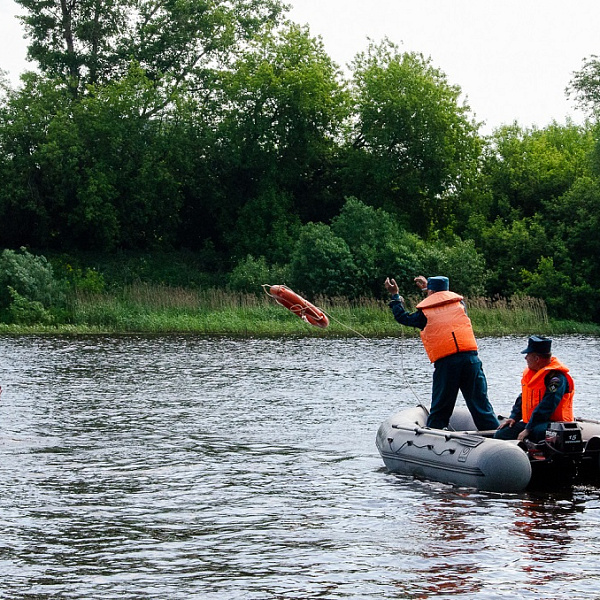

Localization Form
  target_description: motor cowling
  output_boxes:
[545,422,584,455]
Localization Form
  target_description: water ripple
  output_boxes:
[0,335,599,598]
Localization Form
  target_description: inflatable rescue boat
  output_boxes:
[376,405,600,492]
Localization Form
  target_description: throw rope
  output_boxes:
[263,284,425,406]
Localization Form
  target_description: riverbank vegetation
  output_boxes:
[1,258,599,337]
[58,288,600,337]
[2,1,600,334]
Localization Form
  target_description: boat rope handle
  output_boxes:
[387,437,456,456]
[409,443,456,456]
[261,283,277,299]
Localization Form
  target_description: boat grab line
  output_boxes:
[391,424,485,447]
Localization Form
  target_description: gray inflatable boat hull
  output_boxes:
[376,406,532,493]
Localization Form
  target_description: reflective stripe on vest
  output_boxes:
[521,357,575,422]
[416,291,478,363]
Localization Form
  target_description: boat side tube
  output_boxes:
[376,406,532,493]
[576,418,600,474]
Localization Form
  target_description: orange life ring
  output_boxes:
[267,285,329,328]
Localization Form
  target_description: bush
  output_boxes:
[288,222,360,298]
[0,248,65,316]
[64,264,106,294]
[414,237,488,297]
[331,197,421,296]
[228,255,291,294]
[521,256,599,321]
[7,287,55,325]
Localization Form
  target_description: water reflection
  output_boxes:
[413,495,486,597]
[510,492,582,592]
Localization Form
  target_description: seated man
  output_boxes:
[494,336,574,442]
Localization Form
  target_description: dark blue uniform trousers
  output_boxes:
[427,351,499,431]
[493,420,548,442]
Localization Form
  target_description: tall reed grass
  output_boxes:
[43,282,597,337]
[466,295,549,336]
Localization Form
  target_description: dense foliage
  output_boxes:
[2,0,600,323]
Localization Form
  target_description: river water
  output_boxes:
[1,334,600,599]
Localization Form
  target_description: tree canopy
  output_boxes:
[344,39,481,236]
[16,0,285,101]
[2,3,600,321]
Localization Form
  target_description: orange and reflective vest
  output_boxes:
[521,357,574,422]
[416,291,478,363]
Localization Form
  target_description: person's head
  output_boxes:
[521,336,552,371]
[426,276,449,295]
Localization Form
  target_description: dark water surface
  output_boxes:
[1,334,600,599]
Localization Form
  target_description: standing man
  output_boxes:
[384,275,499,431]
[494,336,574,442]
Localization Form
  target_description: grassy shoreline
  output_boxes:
[1,285,599,337]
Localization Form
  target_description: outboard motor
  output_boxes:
[545,422,584,456]
[524,422,586,488]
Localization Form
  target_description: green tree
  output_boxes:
[228,255,290,294]
[17,0,285,100]
[477,122,594,222]
[537,176,600,319]
[344,39,481,236]
[0,248,65,320]
[466,215,549,296]
[462,122,598,307]
[521,256,599,321]
[544,176,600,269]
[0,74,74,247]
[413,236,488,298]
[229,187,302,265]
[567,55,600,118]
[213,23,350,259]
[0,68,188,250]
[567,58,600,181]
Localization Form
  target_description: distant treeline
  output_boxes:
[2,1,600,322]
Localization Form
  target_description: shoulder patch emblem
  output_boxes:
[548,377,561,393]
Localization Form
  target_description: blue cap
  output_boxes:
[427,276,449,292]
[521,336,552,354]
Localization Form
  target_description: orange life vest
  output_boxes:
[521,357,574,422]
[416,291,478,363]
